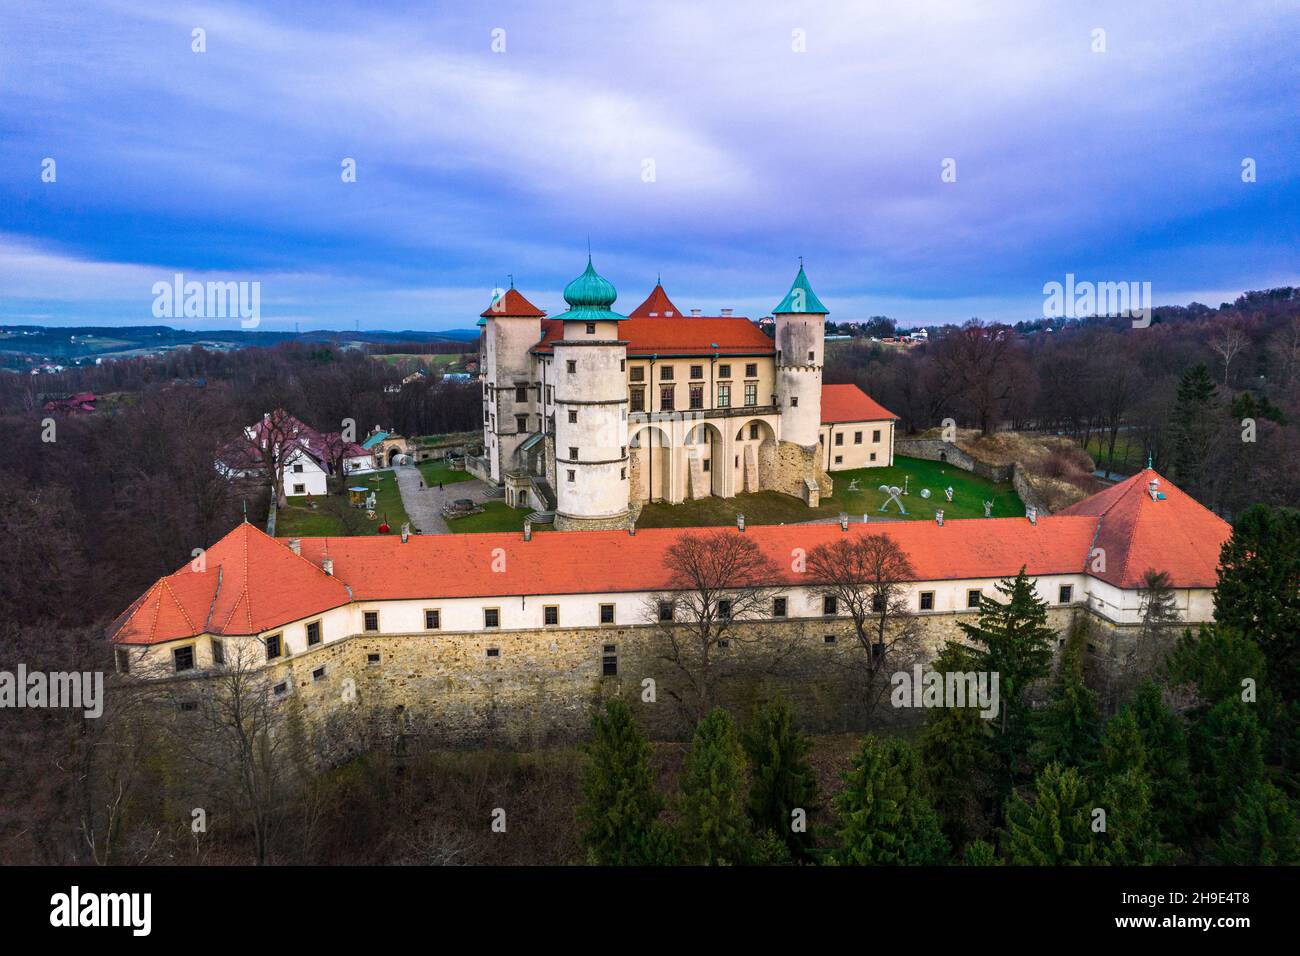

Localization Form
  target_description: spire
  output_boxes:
[555,254,626,321]
[773,262,829,315]
[629,279,685,319]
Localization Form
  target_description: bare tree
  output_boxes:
[934,321,1018,435]
[244,409,304,507]
[645,530,789,723]
[806,534,925,719]
[1209,326,1248,386]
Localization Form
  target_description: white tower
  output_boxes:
[551,257,630,531]
[478,281,545,484]
[773,263,828,447]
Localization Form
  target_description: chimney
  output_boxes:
[720,308,733,316]
[935,510,944,526]
[690,309,701,317]
[839,512,849,531]
[288,538,301,555]
[1026,507,1037,526]
[737,513,746,532]
[400,522,409,543]
[1148,478,1160,501]
[322,558,334,575]
[523,521,532,541]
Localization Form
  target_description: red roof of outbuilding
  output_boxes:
[480,288,546,319]
[629,283,685,318]
[821,384,898,423]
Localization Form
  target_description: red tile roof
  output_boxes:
[481,288,546,318]
[1057,469,1230,589]
[629,283,685,318]
[533,316,773,357]
[821,384,898,423]
[109,470,1230,646]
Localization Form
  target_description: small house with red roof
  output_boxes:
[219,411,373,497]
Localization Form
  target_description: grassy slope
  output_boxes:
[276,471,412,536]
[417,459,474,486]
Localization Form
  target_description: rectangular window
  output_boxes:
[744,383,757,406]
[630,388,645,412]
[568,446,578,460]
[211,639,225,666]
[690,365,703,379]
[854,431,862,444]
[544,605,559,626]
[835,432,844,446]
[717,384,731,408]
[425,609,440,630]
[312,665,326,681]
[920,591,935,611]
[566,360,576,373]
[689,385,704,409]
[173,645,194,673]
[292,463,304,473]
[749,423,759,439]
[484,608,500,628]
[599,603,615,624]
[367,653,380,664]
[630,366,645,382]
[306,621,321,646]
[586,322,596,334]
[871,593,885,613]
[363,612,379,632]
[660,365,674,380]
[602,645,618,677]
[823,595,837,615]
[265,634,282,659]
[516,415,528,432]
[1059,584,1074,604]
[824,634,837,644]
[293,484,306,495]
[773,597,788,617]
[967,589,981,609]
[273,682,288,697]
[568,409,578,424]
[567,469,575,482]
[116,648,130,674]
[718,364,732,378]
[834,455,843,464]
[873,429,882,442]
[745,363,757,377]
[702,458,711,472]
[486,647,500,658]
[658,601,674,622]
[546,385,553,403]
[718,599,732,619]
[808,350,815,361]
[789,395,798,408]
[515,385,527,402]
[660,386,675,411]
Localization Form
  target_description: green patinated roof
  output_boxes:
[553,256,626,321]
[773,264,828,315]
[361,430,390,449]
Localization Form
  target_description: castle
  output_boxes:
[109,468,1231,745]
[472,260,898,529]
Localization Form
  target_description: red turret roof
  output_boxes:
[629,283,685,318]
[480,287,546,319]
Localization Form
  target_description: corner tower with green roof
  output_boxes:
[552,256,631,531]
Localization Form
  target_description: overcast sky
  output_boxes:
[1,0,1297,331]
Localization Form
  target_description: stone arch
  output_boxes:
[733,418,777,493]
[629,424,671,503]
[684,422,725,497]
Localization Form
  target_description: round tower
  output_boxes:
[773,263,828,447]
[478,281,545,485]
[551,257,630,531]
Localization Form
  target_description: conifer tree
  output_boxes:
[953,567,1055,781]
[678,708,751,865]
[833,736,949,865]
[1212,780,1300,865]
[1031,626,1101,771]
[962,839,1002,865]
[1129,682,1194,845]
[1005,763,1100,866]
[741,697,817,860]
[1094,708,1170,864]
[920,645,996,848]
[577,698,665,865]
[1189,698,1267,842]
[1168,362,1217,493]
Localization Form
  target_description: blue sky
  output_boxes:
[1,0,1297,331]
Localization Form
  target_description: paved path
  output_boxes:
[393,463,496,535]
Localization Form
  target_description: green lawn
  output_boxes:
[1084,432,1144,474]
[633,455,1022,529]
[445,500,539,533]
[276,472,413,537]
[417,459,474,486]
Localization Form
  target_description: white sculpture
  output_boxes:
[879,485,907,515]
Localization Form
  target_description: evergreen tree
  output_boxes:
[962,839,1002,865]
[678,708,751,865]
[741,697,817,860]
[577,698,665,865]
[1031,626,1102,770]
[1211,780,1300,865]
[1168,362,1217,493]
[920,645,996,848]
[1005,763,1101,866]
[1164,623,1268,709]
[953,567,1055,781]
[1129,682,1194,846]
[1189,698,1267,841]
[833,736,949,865]
[1097,767,1168,865]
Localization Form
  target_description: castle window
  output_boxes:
[834,455,843,464]
[273,682,288,697]
[568,409,578,423]
[515,385,527,402]
[718,599,732,619]
[658,601,675,622]
[717,384,730,408]
[660,365,674,380]
[749,423,759,439]
[1059,585,1074,604]
[425,609,441,630]
[967,589,982,609]
[364,612,379,632]
[569,446,578,459]
[808,350,815,361]
[484,608,500,628]
[266,634,283,659]
[586,322,596,334]
[211,639,225,666]
[567,360,576,373]
[177,700,198,712]
[745,383,757,406]
[718,364,731,378]
[835,432,844,446]
[620,467,626,479]
[630,388,645,412]
[630,366,645,381]
[599,603,615,624]
[824,634,837,645]
[312,666,326,681]
[871,594,884,612]
[516,415,528,432]
[544,605,559,626]
[689,385,703,409]
[660,387,675,411]
[567,470,575,482]
[745,363,758,377]
[702,458,710,472]
[486,647,500,658]
[306,621,321,646]
[620,359,625,371]
[873,429,881,442]
[854,431,862,444]
[115,648,130,674]
[823,596,837,615]
[870,453,877,462]
[690,365,703,379]
[919,591,935,611]
[367,653,380,664]
[173,646,194,673]
[602,645,618,676]
[546,385,553,403]
[773,597,788,617]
